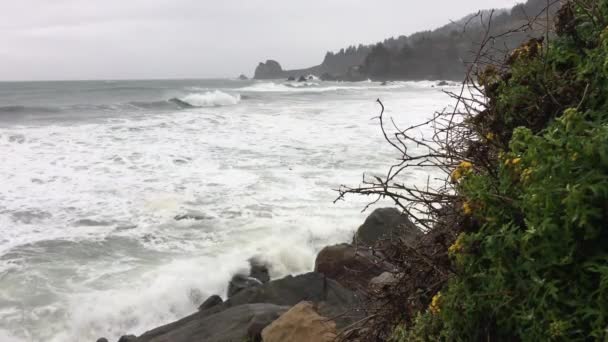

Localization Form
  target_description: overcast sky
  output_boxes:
[0,0,521,81]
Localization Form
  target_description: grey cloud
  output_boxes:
[0,0,521,80]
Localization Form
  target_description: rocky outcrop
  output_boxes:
[225,272,361,328]
[314,243,391,291]
[136,304,288,342]
[261,301,337,342]
[238,74,248,80]
[133,272,362,342]
[227,258,271,297]
[228,274,263,298]
[354,207,422,246]
[198,295,223,311]
[249,258,270,283]
[254,60,284,79]
[111,209,420,342]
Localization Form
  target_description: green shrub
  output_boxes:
[397,1,608,340]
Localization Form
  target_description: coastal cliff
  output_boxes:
[253,0,558,81]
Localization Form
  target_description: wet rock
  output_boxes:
[248,258,270,283]
[287,76,296,81]
[314,243,389,290]
[297,76,307,82]
[198,295,223,311]
[238,74,248,80]
[320,72,337,81]
[96,338,109,342]
[228,274,263,298]
[136,303,288,342]
[437,80,449,86]
[261,301,336,342]
[117,335,137,342]
[354,207,422,246]
[134,272,362,342]
[226,272,362,329]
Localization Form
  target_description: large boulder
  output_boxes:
[228,274,263,298]
[227,258,271,297]
[225,272,362,329]
[198,295,223,311]
[314,243,393,291]
[248,258,270,284]
[135,303,288,342]
[254,60,284,79]
[134,272,362,342]
[261,301,336,342]
[354,208,422,246]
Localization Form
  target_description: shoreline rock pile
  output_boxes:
[98,207,421,342]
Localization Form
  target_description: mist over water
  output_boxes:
[0,78,456,341]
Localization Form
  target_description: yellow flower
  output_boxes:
[459,161,473,170]
[448,234,465,255]
[571,152,579,161]
[430,292,442,315]
[462,202,473,215]
[521,168,533,183]
[451,161,473,182]
[451,168,463,182]
[485,132,495,141]
[512,158,522,165]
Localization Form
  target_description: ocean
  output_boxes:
[0,78,456,341]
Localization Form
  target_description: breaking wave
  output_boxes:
[178,90,241,107]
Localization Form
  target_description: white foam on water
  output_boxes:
[180,90,240,107]
[0,80,452,341]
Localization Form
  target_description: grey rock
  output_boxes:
[226,272,362,329]
[254,60,283,79]
[248,258,270,284]
[96,338,109,342]
[135,303,288,342]
[228,274,263,298]
[238,74,248,80]
[354,208,422,246]
[314,243,392,291]
[297,76,307,82]
[133,272,362,342]
[370,272,398,287]
[198,295,223,311]
[117,335,137,342]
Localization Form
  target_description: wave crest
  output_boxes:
[179,91,241,107]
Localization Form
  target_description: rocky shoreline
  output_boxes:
[97,207,420,342]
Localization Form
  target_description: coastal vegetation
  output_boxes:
[336,0,608,340]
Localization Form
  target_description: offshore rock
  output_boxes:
[254,60,283,79]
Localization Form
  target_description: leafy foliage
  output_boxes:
[391,0,608,340]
